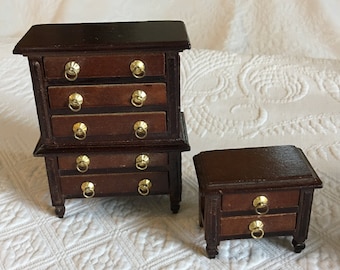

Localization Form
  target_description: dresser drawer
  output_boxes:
[220,213,297,237]
[221,190,299,213]
[58,152,168,172]
[51,112,167,139]
[60,172,169,197]
[48,83,167,110]
[44,53,165,80]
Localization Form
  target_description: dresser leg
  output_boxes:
[171,201,180,214]
[206,245,218,259]
[292,239,306,253]
[55,205,65,218]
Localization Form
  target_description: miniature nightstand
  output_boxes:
[14,21,190,217]
[193,145,322,258]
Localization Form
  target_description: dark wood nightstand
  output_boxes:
[193,145,322,258]
[14,21,190,217]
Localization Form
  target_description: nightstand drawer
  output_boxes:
[58,152,168,172]
[51,112,167,139]
[48,83,167,111]
[222,190,300,213]
[60,172,169,197]
[44,53,165,80]
[220,213,296,237]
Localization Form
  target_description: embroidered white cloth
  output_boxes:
[1,1,340,269]
[0,48,339,269]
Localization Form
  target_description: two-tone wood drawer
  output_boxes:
[44,53,165,80]
[58,152,168,172]
[220,190,300,239]
[222,190,300,214]
[220,213,297,238]
[60,172,169,198]
[48,83,167,111]
[51,112,167,141]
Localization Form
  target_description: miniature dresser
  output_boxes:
[14,21,190,217]
[193,145,322,258]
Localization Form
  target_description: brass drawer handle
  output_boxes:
[130,60,145,78]
[249,220,264,239]
[64,61,80,81]
[76,155,90,173]
[138,179,152,196]
[135,154,150,170]
[73,122,87,140]
[68,92,83,112]
[81,181,95,198]
[253,195,269,215]
[134,121,148,139]
[131,90,147,107]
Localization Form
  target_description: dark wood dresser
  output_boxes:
[13,21,190,218]
[193,145,322,258]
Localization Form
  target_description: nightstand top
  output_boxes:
[193,145,323,191]
[13,21,190,55]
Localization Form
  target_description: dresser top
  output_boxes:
[193,145,323,191]
[13,21,190,55]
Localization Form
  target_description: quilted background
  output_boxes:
[0,1,339,269]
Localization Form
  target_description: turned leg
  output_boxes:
[171,201,180,214]
[292,239,306,253]
[206,244,219,259]
[55,205,65,218]
[292,189,314,253]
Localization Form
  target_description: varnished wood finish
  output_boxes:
[14,21,190,217]
[51,112,167,138]
[58,152,168,171]
[194,145,322,258]
[48,83,167,110]
[60,172,169,197]
[44,53,165,79]
[221,190,299,212]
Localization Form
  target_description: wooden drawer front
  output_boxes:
[44,54,165,79]
[222,190,299,212]
[48,83,167,110]
[60,172,169,197]
[51,112,166,138]
[220,213,296,237]
[58,152,168,171]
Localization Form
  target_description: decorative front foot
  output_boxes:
[206,245,218,259]
[171,202,180,214]
[55,206,65,218]
[292,239,306,253]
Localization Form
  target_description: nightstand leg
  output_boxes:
[293,189,314,253]
[204,193,221,259]
[292,239,306,253]
[55,205,65,218]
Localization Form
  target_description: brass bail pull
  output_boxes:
[73,122,87,141]
[135,154,150,170]
[81,181,95,198]
[253,195,269,215]
[68,93,83,112]
[138,179,152,196]
[130,60,145,78]
[76,155,90,173]
[134,121,148,139]
[249,220,265,239]
[65,61,80,81]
